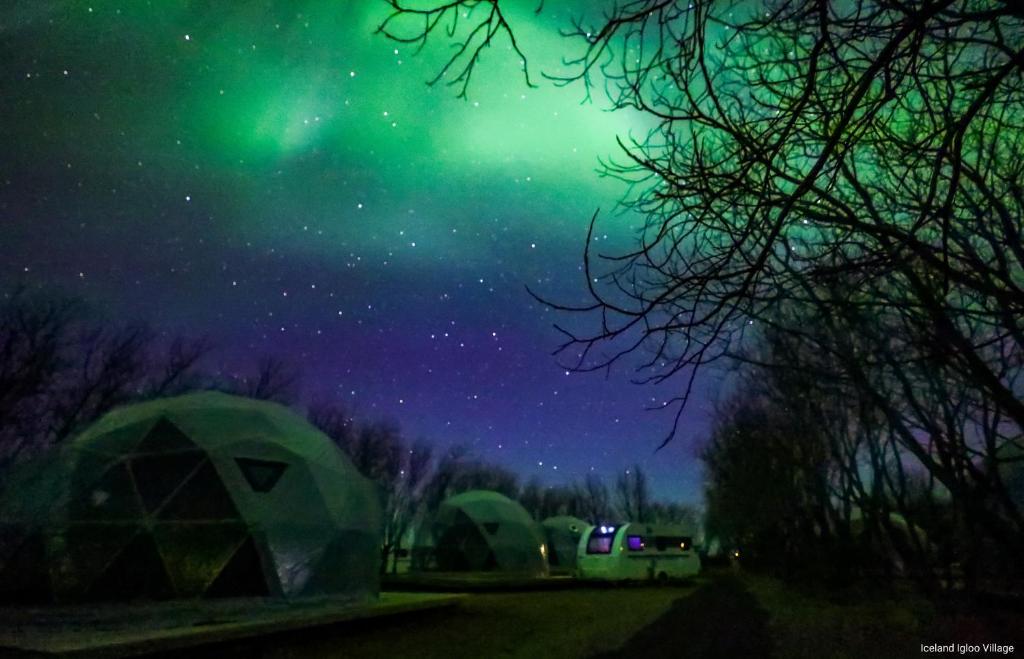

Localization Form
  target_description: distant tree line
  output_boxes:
[0,287,700,575]
[307,397,699,574]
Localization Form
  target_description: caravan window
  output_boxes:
[653,536,693,551]
[585,527,617,554]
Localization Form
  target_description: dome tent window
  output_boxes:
[235,457,288,493]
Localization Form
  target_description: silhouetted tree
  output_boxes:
[237,354,301,404]
[648,501,700,528]
[309,404,436,574]
[574,473,613,524]
[519,478,585,520]
[615,464,651,522]
[383,0,1024,587]
[0,289,210,475]
[377,0,535,99]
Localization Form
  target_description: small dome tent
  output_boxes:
[541,515,587,571]
[0,392,381,604]
[414,490,548,577]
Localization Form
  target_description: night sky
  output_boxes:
[0,2,713,503]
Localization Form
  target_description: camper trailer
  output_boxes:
[575,523,701,582]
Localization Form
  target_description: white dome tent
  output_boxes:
[0,392,382,604]
[414,490,549,577]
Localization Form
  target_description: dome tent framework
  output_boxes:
[0,392,381,605]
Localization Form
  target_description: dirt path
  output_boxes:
[594,575,774,659]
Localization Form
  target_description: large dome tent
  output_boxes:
[0,391,381,604]
[414,490,548,577]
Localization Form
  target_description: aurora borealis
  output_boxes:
[0,1,708,502]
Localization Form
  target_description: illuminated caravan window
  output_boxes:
[585,526,617,554]
[626,535,645,551]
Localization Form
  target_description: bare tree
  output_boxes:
[0,289,213,475]
[648,501,700,528]
[574,473,613,524]
[0,288,81,469]
[518,477,545,519]
[145,336,213,398]
[238,354,301,404]
[381,0,1024,581]
[519,478,585,520]
[310,405,438,573]
[377,0,537,99]
[615,464,651,522]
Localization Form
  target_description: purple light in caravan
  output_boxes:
[627,535,644,551]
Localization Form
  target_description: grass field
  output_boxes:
[180,584,692,659]
[748,575,1024,659]
[172,573,1024,659]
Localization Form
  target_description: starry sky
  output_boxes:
[0,1,714,503]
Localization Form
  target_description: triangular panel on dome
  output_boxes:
[220,448,335,527]
[130,451,205,514]
[86,531,174,601]
[134,417,199,454]
[262,526,336,597]
[204,535,270,598]
[305,460,378,527]
[234,457,288,493]
[152,522,249,595]
[85,419,157,457]
[176,408,281,451]
[435,511,492,571]
[305,530,379,599]
[69,460,145,521]
[57,523,143,599]
[158,459,241,521]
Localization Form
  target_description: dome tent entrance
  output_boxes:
[0,392,381,605]
[414,490,548,577]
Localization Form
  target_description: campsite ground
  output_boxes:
[175,572,1024,659]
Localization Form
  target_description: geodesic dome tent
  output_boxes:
[0,392,381,604]
[413,490,548,577]
[541,515,587,571]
